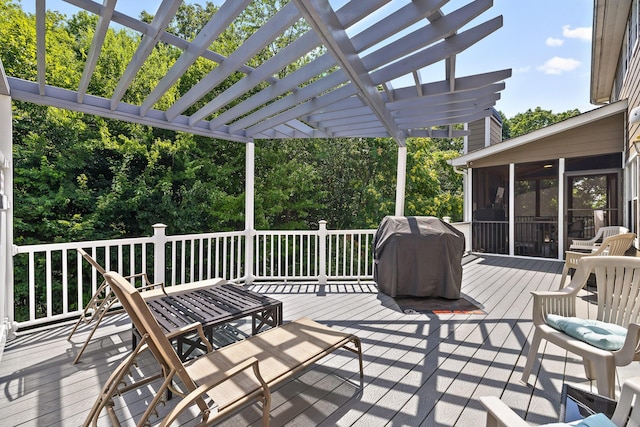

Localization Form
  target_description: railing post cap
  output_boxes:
[319,220,327,224]
[152,223,167,229]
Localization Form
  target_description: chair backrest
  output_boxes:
[593,233,635,256]
[103,271,198,391]
[581,256,640,327]
[600,225,629,240]
[77,248,107,275]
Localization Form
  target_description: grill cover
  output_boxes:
[374,216,464,298]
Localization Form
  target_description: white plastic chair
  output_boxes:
[481,376,640,426]
[559,233,635,289]
[522,256,640,398]
[569,225,629,251]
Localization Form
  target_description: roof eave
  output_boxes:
[590,0,632,105]
[450,100,628,167]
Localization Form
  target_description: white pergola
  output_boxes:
[0,0,510,338]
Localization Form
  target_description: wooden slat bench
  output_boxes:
[84,271,363,427]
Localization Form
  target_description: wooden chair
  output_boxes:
[84,271,363,427]
[522,256,640,399]
[569,225,629,251]
[69,248,223,363]
[481,376,640,426]
[559,233,635,289]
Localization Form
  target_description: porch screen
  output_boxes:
[373,216,464,299]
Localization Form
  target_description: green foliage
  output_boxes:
[502,107,581,139]
[3,0,466,245]
[405,138,464,221]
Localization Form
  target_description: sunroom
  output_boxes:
[451,101,630,260]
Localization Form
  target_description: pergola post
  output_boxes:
[245,140,255,284]
[0,94,15,343]
[395,146,407,216]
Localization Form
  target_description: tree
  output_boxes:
[404,138,464,221]
[502,107,581,139]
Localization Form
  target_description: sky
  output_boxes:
[461,0,596,118]
[19,0,596,119]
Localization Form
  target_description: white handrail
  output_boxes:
[12,223,379,328]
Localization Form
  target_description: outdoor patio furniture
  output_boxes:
[136,283,283,361]
[84,271,363,427]
[521,256,640,399]
[68,248,224,363]
[67,248,164,363]
[569,225,629,251]
[481,376,640,426]
[558,233,635,289]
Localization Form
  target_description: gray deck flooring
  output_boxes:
[2,254,638,426]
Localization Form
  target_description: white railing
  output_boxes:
[12,221,377,328]
[13,219,469,329]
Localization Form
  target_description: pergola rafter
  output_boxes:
[3,0,510,145]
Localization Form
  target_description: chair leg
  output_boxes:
[583,358,596,380]
[521,330,543,384]
[72,303,112,364]
[592,357,616,399]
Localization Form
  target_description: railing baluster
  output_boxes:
[13,224,379,327]
[62,248,68,314]
[46,250,52,318]
[77,251,83,314]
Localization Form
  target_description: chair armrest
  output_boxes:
[479,396,529,427]
[159,357,269,427]
[124,272,165,293]
[531,289,578,326]
[613,323,640,366]
[164,322,214,353]
[610,376,640,425]
[564,251,589,269]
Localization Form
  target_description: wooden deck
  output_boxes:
[2,254,638,426]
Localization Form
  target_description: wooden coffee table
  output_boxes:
[134,282,283,360]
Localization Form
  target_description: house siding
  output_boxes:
[468,119,486,152]
[489,115,502,145]
[469,113,625,168]
[467,115,503,153]
[619,41,640,144]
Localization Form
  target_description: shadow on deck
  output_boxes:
[3,254,633,426]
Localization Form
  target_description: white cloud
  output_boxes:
[515,66,531,73]
[562,25,592,41]
[538,57,581,74]
[546,37,564,47]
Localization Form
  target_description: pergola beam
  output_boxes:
[371,16,503,86]
[36,0,46,96]
[206,51,334,131]
[169,2,302,121]
[139,0,252,116]
[10,0,510,143]
[77,0,116,103]
[8,77,251,143]
[110,0,183,110]
[187,31,325,126]
[350,0,448,52]
[294,0,405,146]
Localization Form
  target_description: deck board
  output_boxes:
[2,254,637,426]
